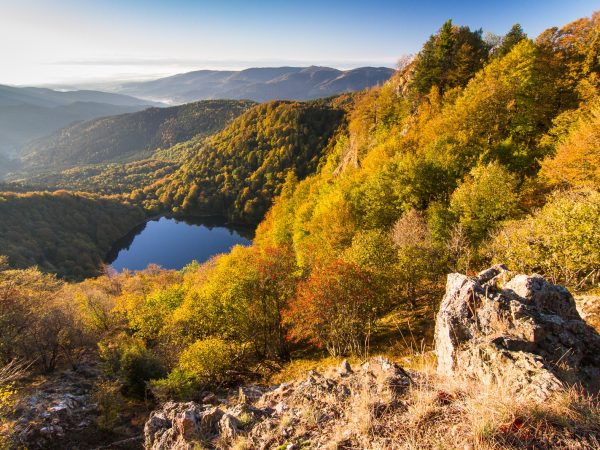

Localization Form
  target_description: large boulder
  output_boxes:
[435,265,600,398]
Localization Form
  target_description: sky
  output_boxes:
[0,0,597,87]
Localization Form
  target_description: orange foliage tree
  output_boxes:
[284,260,382,356]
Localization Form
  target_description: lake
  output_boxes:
[106,216,253,271]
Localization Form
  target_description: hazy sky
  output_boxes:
[0,0,597,86]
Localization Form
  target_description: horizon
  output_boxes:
[5,62,398,91]
[1,0,597,87]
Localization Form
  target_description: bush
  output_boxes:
[178,338,238,387]
[92,381,126,431]
[98,337,166,398]
[149,368,199,402]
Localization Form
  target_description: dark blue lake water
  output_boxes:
[107,216,252,271]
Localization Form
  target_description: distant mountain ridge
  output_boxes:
[114,66,395,104]
[0,84,157,157]
[0,85,157,108]
[19,100,255,173]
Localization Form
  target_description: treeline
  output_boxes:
[19,100,255,173]
[0,191,145,279]
[141,99,348,223]
[0,13,598,414]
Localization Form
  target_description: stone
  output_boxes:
[219,413,240,440]
[143,356,413,448]
[201,392,218,405]
[144,402,224,450]
[12,362,102,449]
[238,385,265,404]
[360,356,412,396]
[435,266,600,399]
[339,359,353,376]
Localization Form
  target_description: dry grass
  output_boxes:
[334,372,600,449]
[269,356,362,384]
[250,356,600,449]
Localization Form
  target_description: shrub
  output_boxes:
[92,380,126,431]
[149,368,199,402]
[178,338,238,387]
[98,337,166,398]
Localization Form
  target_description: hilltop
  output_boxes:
[18,100,255,174]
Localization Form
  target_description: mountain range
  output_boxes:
[0,66,392,167]
[0,85,157,158]
[112,66,395,104]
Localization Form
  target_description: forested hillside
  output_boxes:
[19,100,254,173]
[18,158,182,195]
[0,84,154,158]
[0,191,145,279]
[141,98,350,223]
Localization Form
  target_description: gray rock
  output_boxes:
[339,359,353,376]
[143,355,414,449]
[435,266,600,399]
[219,413,240,440]
[201,392,218,405]
[238,385,265,404]
[144,402,224,450]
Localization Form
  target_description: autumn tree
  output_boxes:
[284,260,382,356]
[494,24,527,58]
[450,162,520,245]
[411,19,490,95]
[541,96,600,190]
[0,265,91,372]
[489,190,600,289]
[391,210,441,307]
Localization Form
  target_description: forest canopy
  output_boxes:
[0,191,145,279]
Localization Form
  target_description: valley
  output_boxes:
[0,7,599,450]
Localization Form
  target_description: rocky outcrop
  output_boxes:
[142,267,600,448]
[435,265,600,398]
[144,402,225,450]
[12,365,100,449]
[143,357,411,449]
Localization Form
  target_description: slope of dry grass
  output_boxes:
[233,355,600,450]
